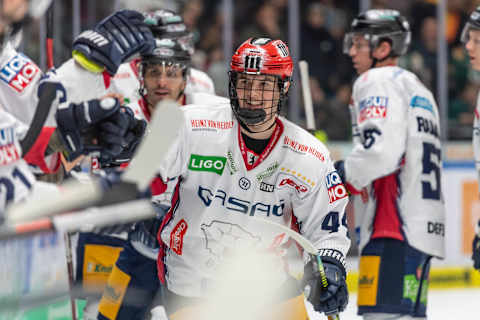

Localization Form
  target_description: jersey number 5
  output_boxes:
[421,142,441,200]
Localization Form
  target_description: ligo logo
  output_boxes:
[188,154,227,175]
[0,54,39,92]
[326,171,348,203]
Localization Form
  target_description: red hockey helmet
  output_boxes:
[230,38,293,80]
[229,38,293,132]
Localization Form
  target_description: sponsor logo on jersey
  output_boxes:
[190,119,234,131]
[188,154,227,175]
[278,167,316,189]
[416,116,439,138]
[103,284,122,301]
[276,172,311,198]
[283,136,325,161]
[226,150,238,175]
[87,262,113,274]
[255,161,279,182]
[198,185,285,217]
[259,182,275,192]
[427,221,444,236]
[0,127,20,165]
[410,95,433,113]
[170,219,188,255]
[238,177,251,190]
[0,53,39,92]
[326,171,348,203]
[358,96,388,123]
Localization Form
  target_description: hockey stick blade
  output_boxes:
[122,99,183,190]
[299,61,316,132]
[6,99,183,223]
[253,217,340,320]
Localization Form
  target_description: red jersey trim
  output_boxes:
[102,70,111,89]
[157,178,182,284]
[238,119,284,171]
[371,172,404,241]
[23,127,60,173]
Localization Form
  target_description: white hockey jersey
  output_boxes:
[345,66,445,258]
[0,109,36,214]
[156,102,350,298]
[0,42,59,173]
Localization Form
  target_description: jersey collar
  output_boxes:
[238,118,284,171]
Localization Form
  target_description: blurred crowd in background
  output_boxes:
[18,0,480,141]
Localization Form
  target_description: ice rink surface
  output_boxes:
[308,288,480,319]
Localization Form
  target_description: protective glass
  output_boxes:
[343,32,370,54]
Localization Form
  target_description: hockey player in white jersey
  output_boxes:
[336,9,445,319]
[0,3,146,216]
[461,6,480,271]
[152,37,350,320]
[60,10,220,320]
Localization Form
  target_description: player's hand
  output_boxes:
[473,233,480,270]
[55,96,131,161]
[302,252,349,316]
[100,108,147,166]
[72,10,155,75]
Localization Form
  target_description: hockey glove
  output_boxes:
[56,97,130,161]
[334,160,346,184]
[473,231,480,270]
[303,250,349,316]
[100,109,147,166]
[72,10,155,75]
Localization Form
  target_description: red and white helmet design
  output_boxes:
[230,38,293,80]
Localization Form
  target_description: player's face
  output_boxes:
[143,63,186,107]
[235,73,283,131]
[348,34,372,75]
[0,0,28,33]
[465,29,480,71]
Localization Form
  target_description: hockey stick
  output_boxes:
[19,3,56,156]
[0,199,156,239]
[8,99,183,223]
[253,217,340,320]
[298,60,316,132]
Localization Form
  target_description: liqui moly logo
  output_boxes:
[325,171,348,203]
[170,219,188,255]
[358,96,388,123]
[0,54,39,92]
[0,127,20,165]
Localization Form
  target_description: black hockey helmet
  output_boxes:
[139,37,191,97]
[461,6,480,44]
[343,9,411,57]
[143,9,194,55]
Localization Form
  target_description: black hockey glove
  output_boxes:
[55,97,132,161]
[333,160,346,184]
[100,109,147,166]
[72,10,155,75]
[473,230,480,270]
[303,250,349,316]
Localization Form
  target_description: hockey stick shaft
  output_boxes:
[64,232,78,320]
[299,60,316,131]
[0,199,156,240]
[253,217,339,320]
[46,3,54,69]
